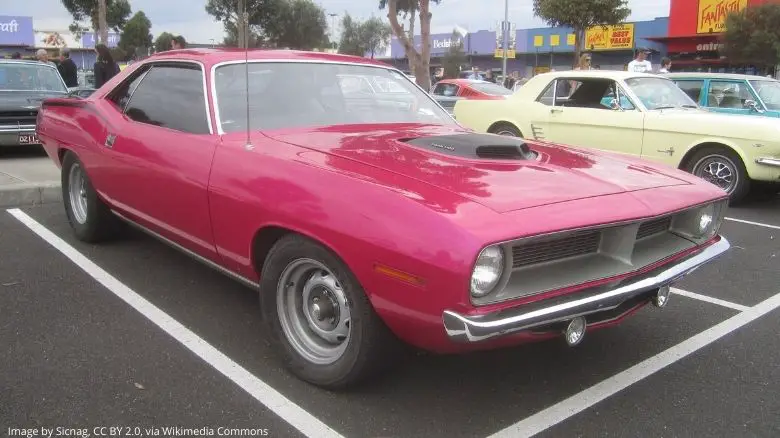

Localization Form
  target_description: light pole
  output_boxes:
[329,13,338,48]
[502,0,509,81]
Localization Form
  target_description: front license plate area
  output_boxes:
[18,134,40,145]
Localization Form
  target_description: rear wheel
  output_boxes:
[61,151,118,242]
[686,146,750,204]
[259,234,403,389]
[489,123,523,137]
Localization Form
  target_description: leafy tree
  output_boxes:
[61,0,132,41]
[722,4,780,73]
[223,21,264,47]
[533,0,630,66]
[119,11,152,59]
[154,32,175,53]
[441,30,465,79]
[379,0,443,90]
[338,14,391,58]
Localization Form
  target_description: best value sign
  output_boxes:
[584,23,635,51]
[696,0,748,34]
[0,16,34,46]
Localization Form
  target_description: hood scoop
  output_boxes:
[401,132,536,160]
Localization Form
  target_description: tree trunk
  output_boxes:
[407,8,416,75]
[97,0,108,44]
[387,0,427,87]
[237,0,246,49]
[573,28,584,68]
[417,0,432,90]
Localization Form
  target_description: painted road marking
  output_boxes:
[7,208,344,438]
[725,217,780,231]
[486,290,780,438]
[671,287,750,312]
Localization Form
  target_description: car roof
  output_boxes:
[663,72,776,81]
[144,48,394,69]
[437,78,491,86]
[0,59,57,67]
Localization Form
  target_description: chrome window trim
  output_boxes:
[208,58,459,136]
[744,80,769,112]
[120,67,152,113]
[108,59,213,135]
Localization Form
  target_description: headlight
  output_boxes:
[671,201,726,242]
[470,245,504,297]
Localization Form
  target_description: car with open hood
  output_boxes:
[0,59,70,148]
[453,70,780,203]
[36,49,730,389]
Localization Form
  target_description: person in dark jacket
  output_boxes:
[93,44,120,89]
[57,48,79,87]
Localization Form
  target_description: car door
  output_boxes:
[704,80,760,116]
[546,78,644,156]
[95,61,219,259]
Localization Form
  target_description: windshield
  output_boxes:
[0,62,67,93]
[749,80,780,111]
[624,76,698,110]
[214,62,456,132]
[470,82,513,96]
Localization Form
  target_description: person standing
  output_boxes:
[171,35,187,50]
[658,57,672,73]
[93,44,120,89]
[627,48,653,73]
[36,49,55,66]
[57,48,79,87]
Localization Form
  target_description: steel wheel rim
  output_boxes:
[276,258,351,365]
[693,155,738,193]
[495,129,517,136]
[68,163,88,224]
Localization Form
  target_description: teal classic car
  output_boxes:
[665,72,780,118]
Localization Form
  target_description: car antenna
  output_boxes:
[242,4,252,150]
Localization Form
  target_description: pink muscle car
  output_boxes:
[36,48,730,389]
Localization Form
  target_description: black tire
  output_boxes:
[685,146,750,204]
[488,122,523,137]
[259,234,404,390]
[61,151,119,242]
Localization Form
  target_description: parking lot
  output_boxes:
[1,192,778,437]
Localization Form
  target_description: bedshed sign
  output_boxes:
[584,23,635,51]
[696,0,748,34]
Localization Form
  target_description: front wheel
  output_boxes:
[489,123,523,137]
[686,147,750,204]
[259,234,403,389]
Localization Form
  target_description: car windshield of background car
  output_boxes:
[0,63,68,93]
[214,62,457,133]
[624,76,698,110]
[749,80,780,111]
[469,81,513,96]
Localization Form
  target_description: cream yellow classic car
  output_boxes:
[453,70,780,202]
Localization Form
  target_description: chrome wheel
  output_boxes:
[68,162,88,224]
[276,258,351,365]
[495,129,517,136]
[692,154,738,193]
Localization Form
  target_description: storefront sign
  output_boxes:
[696,42,725,51]
[0,16,34,46]
[80,32,120,48]
[584,23,635,51]
[432,37,462,50]
[34,31,81,48]
[696,0,747,34]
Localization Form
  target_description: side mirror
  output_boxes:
[744,99,764,113]
[609,98,624,111]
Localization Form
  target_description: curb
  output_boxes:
[0,182,62,208]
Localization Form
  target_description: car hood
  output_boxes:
[647,107,780,137]
[0,91,69,112]
[269,124,693,213]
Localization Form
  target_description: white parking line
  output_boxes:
[670,287,750,312]
[486,290,780,438]
[6,208,344,438]
[725,217,780,230]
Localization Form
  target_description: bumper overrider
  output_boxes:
[443,236,730,343]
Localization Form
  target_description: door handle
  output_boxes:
[105,133,116,148]
[550,108,563,113]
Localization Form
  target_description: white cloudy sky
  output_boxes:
[7,0,671,43]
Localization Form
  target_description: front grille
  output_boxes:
[512,230,601,269]
[0,110,38,125]
[637,217,671,240]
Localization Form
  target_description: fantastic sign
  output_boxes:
[584,23,635,51]
[696,0,748,34]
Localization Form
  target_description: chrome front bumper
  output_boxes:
[443,237,730,343]
[0,124,36,134]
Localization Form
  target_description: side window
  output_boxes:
[107,67,150,111]
[674,80,704,104]
[124,64,210,134]
[601,82,636,110]
[537,80,557,106]
[433,83,459,96]
[708,80,755,109]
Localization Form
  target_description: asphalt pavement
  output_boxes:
[1,191,778,437]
